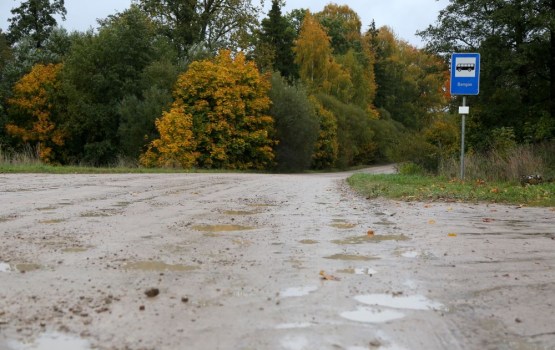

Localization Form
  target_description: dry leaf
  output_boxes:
[490,188,499,193]
[367,230,375,237]
[448,233,457,237]
[320,270,340,281]
[482,218,495,223]
[428,219,436,224]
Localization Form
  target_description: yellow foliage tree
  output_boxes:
[141,50,275,169]
[6,63,64,163]
[139,104,198,168]
[310,96,338,169]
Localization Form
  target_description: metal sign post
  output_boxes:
[451,53,480,180]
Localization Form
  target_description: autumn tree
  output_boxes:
[142,50,276,170]
[6,63,64,163]
[316,4,362,55]
[7,0,66,48]
[293,12,352,100]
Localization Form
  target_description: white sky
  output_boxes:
[0,0,449,48]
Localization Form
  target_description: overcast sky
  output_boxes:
[0,0,449,47]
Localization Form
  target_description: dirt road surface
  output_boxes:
[1,167,554,350]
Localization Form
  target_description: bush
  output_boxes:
[397,162,426,175]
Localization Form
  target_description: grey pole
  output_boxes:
[460,96,466,180]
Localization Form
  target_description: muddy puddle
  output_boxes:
[0,262,41,273]
[354,294,444,310]
[61,247,89,253]
[324,254,378,261]
[193,224,254,233]
[223,210,258,216]
[337,267,377,275]
[299,239,319,245]
[8,332,91,350]
[340,307,405,323]
[124,261,199,272]
[330,222,357,229]
[38,219,66,224]
[332,234,409,245]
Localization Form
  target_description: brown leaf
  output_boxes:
[320,270,340,281]
[448,233,457,237]
[367,230,375,237]
[482,218,495,223]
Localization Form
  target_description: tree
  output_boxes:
[135,0,261,55]
[293,12,352,100]
[418,0,555,145]
[5,63,64,163]
[269,73,319,171]
[373,26,447,130]
[258,0,297,79]
[316,3,362,55]
[142,50,276,170]
[62,6,172,165]
[7,0,66,48]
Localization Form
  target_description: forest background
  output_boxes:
[0,0,554,178]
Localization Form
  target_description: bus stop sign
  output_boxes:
[450,53,480,95]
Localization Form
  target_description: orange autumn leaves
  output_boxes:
[6,63,64,163]
[140,50,275,170]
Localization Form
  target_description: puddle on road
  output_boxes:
[61,247,89,253]
[36,206,58,211]
[0,262,11,272]
[38,219,66,224]
[330,222,357,229]
[299,239,319,245]
[401,251,419,258]
[340,307,405,323]
[193,225,254,233]
[332,234,409,245]
[124,261,200,272]
[337,267,377,275]
[8,332,91,350]
[15,263,41,273]
[354,294,444,310]
[280,286,318,298]
[324,254,378,261]
[224,210,258,216]
[275,322,313,330]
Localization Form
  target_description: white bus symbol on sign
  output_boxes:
[454,57,477,78]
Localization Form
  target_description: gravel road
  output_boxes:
[1,167,554,350]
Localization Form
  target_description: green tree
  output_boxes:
[62,6,174,165]
[7,0,66,48]
[418,0,555,145]
[269,73,319,171]
[316,3,362,55]
[258,0,297,79]
[135,0,261,55]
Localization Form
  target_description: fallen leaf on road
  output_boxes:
[428,219,436,224]
[482,218,495,223]
[448,233,457,237]
[367,230,375,237]
[320,270,340,281]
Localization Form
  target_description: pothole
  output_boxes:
[280,286,318,298]
[354,294,444,310]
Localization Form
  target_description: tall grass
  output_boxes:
[0,145,42,166]
[439,142,555,182]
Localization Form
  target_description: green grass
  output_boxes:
[348,173,555,207]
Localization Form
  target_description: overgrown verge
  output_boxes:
[348,173,555,207]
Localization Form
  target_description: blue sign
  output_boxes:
[450,53,480,95]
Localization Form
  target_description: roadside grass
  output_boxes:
[348,173,555,207]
